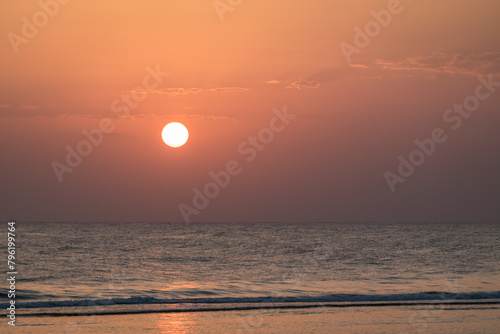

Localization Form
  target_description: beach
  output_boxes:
[2,222,499,333]
[7,303,500,333]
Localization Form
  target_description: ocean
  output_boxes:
[2,222,499,321]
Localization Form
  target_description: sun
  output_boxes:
[161,122,189,148]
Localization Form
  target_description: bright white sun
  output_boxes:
[161,122,189,148]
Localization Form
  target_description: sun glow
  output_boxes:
[161,122,189,148]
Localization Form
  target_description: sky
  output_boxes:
[1,0,499,223]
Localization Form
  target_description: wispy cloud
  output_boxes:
[374,52,500,77]
[266,80,281,84]
[207,87,249,93]
[129,86,249,96]
[145,87,202,95]
[124,113,238,122]
[0,104,11,109]
[349,64,369,69]
[286,79,321,90]
[171,113,238,122]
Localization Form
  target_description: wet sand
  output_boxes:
[5,303,500,333]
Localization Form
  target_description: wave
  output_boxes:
[13,301,500,318]
[3,291,500,313]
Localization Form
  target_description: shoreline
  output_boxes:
[4,303,500,334]
[15,299,500,318]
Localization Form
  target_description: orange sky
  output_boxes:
[1,0,499,222]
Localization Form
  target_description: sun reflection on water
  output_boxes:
[154,312,196,334]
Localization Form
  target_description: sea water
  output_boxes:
[1,222,499,316]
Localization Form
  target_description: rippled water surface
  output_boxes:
[2,222,499,314]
